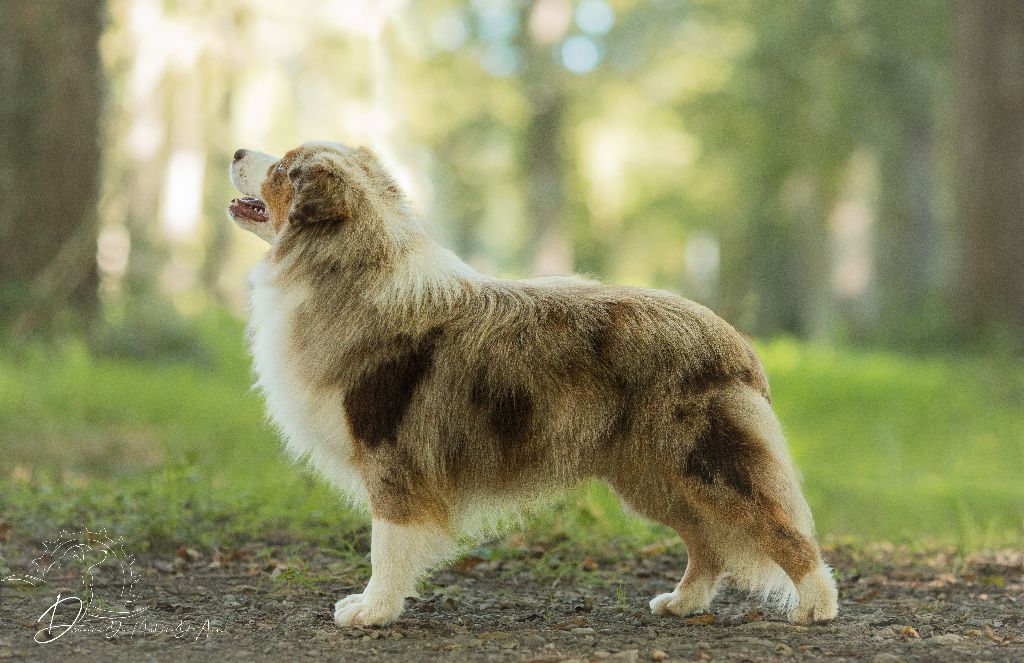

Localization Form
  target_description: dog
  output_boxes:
[227,141,839,627]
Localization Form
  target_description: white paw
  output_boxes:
[334,593,364,610]
[789,568,839,624]
[333,593,404,627]
[649,589,710,617]
[790,594,838,624]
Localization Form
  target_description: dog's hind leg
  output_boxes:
[636,384,837,623]
[605,472,724,617]
[648,515,724,616]
[673,385,838,623]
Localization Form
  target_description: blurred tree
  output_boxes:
[700,1,956,346]
[702,1,855,340]
[854,1,952,348]
[955,0,1024,348]
[519,3,572,275]
[0,0,105,334]
[17,0,1007,355]
[408,0,703,280]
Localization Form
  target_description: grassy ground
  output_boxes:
[1,314,1022,560]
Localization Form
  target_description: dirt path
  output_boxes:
[1,540,1021,662]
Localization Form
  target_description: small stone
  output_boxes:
[651,649,669,661]
[523,634,546,648]
[572,627,596,634]
[871,654,902,663]
[929,633,964,645]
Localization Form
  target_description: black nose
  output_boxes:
[233,149,247,162]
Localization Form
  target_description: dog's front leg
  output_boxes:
[334,518,454,627]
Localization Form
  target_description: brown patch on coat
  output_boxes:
[344,328,442,449]
[362,453,452,527]
[286,162,350,227]
[469,371,535,448]
[681,399,764,498]
[758,502,818,582]
[259,151,299,235]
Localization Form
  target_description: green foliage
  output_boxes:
[1,326,1021,553]
[90,297,216,364]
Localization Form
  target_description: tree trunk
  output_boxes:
[520,3,572,276]
[875,113,942,346]
[0,0,104,334]
[955,0,1024,346]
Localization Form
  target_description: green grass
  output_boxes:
[764,339,1024,549]
[1,319,1022,557]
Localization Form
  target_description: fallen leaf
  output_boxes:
[453,555,485,572]
[682,613,716,626]
[899,625,920,639]
[984,625,1002,643]
[742,610,766,623]
[581,557,599,571]
[651,649,669,661]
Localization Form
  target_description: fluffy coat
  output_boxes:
[227,141,839,627]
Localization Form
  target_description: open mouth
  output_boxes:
[229,196,269,223]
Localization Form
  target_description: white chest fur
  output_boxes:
[246,259,367,505]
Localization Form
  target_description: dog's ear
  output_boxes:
[286,163,350,227]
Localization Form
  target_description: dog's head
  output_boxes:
[227,141,407,246]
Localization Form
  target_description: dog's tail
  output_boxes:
[706,384,816,612]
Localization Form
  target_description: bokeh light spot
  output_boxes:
[561,35,601,74]
[576,0,614,35]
